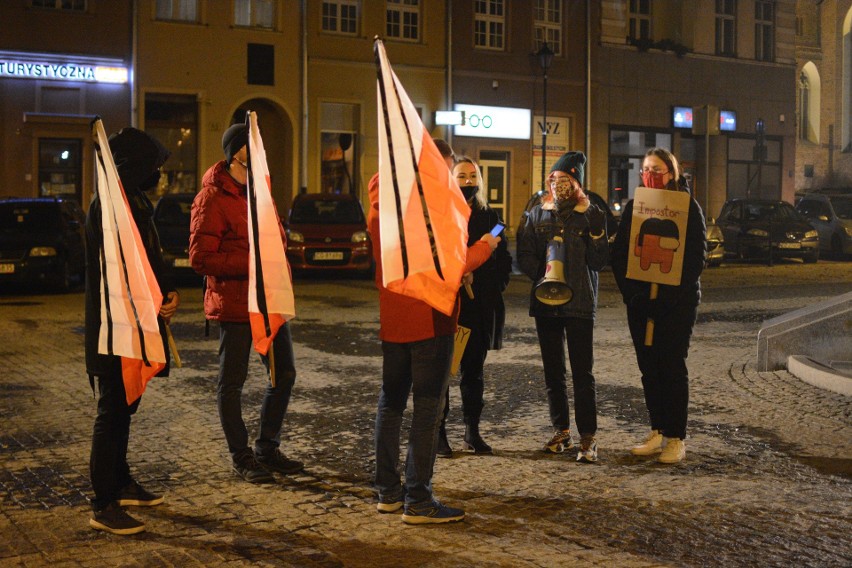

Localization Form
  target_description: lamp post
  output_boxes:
[537,42,554,194]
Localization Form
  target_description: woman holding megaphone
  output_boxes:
[517,151,609,464]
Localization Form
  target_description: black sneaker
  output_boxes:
[255,449,304,475]
[376,496,404,514]
[117,480,164,507]
[89,502,145,535]
[401,500,465,525]
[233,453,275,483]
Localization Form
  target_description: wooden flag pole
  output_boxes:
[464,283,474,299]
[268,345,276,388]
[165,322,182,368]
[644,283,659,347]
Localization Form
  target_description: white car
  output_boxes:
[796,193,852,257]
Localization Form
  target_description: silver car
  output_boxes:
[796,193,852,257]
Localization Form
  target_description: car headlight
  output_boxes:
[351,231,369,243]
[29,246,57,257]
[288,231,304,243]
[747,228,768,237]
[804,230,818,239]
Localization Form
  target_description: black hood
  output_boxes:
[108,128,170,192]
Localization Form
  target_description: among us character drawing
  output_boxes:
[634,217,680,273]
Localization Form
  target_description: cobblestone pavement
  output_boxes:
[1,261,850,567]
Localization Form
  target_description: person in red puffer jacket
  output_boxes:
[189,123,303,484]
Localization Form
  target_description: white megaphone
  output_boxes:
[534,235,573,306]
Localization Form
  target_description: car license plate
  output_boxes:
[0,263,14,274]
[173,258,191,267]
[314,251,344,261]
[778,242,801,249]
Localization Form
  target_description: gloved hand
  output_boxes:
[586,205,606,236]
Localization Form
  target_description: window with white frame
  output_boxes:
[628,0,651,41]
[31,0,85,10]
[322,0,359,35]
[234,0,275,29]
[155,0,198,22]
[387,0,419,41]
[715,0,736,56]
[474,0,505,51]
[533,0,561,56]
[755,0,774,61]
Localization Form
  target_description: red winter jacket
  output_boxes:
[189,160,287,322]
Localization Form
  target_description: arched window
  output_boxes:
[799,62,820,144]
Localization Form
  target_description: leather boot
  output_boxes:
[435,425,453,458]
[462,422,492,455]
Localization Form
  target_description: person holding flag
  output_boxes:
[611,147,706,464]
[85,127,180,535]
[190,122,302,485]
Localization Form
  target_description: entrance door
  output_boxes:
[479,151,509,223]
[38,138,82,202]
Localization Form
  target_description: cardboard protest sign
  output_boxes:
[626,187,691,286]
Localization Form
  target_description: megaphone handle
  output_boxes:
[644,283,658,347]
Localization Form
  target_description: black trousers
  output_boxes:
[534,316,597,436]
[626,302,697,440]
[90,360,139,511]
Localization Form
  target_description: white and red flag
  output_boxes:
[374,38,471,316]
[92,118,166,405]
[244,111,295,358]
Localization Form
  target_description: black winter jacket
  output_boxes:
[517,202,609,319]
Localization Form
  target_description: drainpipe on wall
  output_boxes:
[300,0,308,194]
[131,0,138,128]
[446,0,453,146]
[586,0,591,173]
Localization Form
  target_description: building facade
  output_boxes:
[796,0,852,191]
[0,1,132,205]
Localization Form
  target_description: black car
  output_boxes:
[716,198,819,263]
[152,193,196,276]
[0,197,86,290]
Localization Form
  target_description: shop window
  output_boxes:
[533,0,561,55]
[144,93,198,196]
[31,0,86,11]
[321,133,356,194]
[727,135,781,200]
[39,138,81,201]
[386,0,419,42]
[248,43,274,86]
[608,128,671,201]
[155,0,198,22]
[234,0,275,29]
[322,0,359,35]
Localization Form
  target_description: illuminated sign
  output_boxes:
[453,104,531,140]
[673,105,737,132]
[0,50,128,84]
[435,110,465,126]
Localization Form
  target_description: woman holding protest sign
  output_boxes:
[611,147,706,464]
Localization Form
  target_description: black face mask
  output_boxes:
[461,185,478,202]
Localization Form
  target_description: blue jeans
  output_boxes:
[217,321,297,460]
[374,335,453,506]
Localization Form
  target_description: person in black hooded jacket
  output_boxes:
[85,127,180,535]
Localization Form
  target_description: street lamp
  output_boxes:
[537,42,554,194]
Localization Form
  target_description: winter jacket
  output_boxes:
[611,194,706,311]
[189,160,287,323]
[517,201,609,319]
[458,205,513,350]
[85,130,174,377]
[367,173,493,343]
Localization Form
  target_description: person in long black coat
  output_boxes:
[437,156,513,456]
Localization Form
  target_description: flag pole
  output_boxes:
[165,322,182,368]
[644,283,658,346]
[268,346,276,388]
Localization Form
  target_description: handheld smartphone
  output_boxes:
[489,222,506,237]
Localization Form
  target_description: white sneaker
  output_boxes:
[658,438,686,464]
[630,430,663,456]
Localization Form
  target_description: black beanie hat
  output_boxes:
[108,127,170,191]
[222,123,248,163]
[550,151,586,186]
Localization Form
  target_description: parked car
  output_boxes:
[705,217,725,267]
[0,197,86,290]
[795,193,852,257]
[286,193,372,276]
[716,198,819,263]
[152,193,196,275]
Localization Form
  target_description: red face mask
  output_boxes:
[641,170,668,189]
